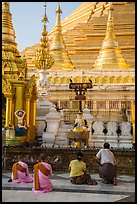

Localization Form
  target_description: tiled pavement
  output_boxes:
[2,171,135,202]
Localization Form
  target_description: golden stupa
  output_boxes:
[50,2,75,71]
[21,2,135,71]
[20,2,135,125]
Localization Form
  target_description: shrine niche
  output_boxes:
[2,75,38,146]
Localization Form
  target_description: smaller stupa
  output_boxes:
[50,2,75,70]
[93,3,130,70]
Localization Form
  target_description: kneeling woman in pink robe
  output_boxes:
[11,155,33,183]
[32,153,53,193]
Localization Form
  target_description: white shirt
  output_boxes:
[96,148,116,165]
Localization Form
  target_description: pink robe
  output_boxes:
[32,162,53,193]
[11,161,33,183]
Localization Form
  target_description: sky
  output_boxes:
[10,2,83,52]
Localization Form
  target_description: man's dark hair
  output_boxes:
[103,142,110,149]
[76,151,83,161]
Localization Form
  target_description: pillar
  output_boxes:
[25,96,31,127]
[32,100,37,126]
[27,98,37,142]
[5,94,13,127]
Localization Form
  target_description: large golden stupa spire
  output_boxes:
[50,2,74,70]
[93,3,130,70]
[35,2,54,70]
[2,2,22,79]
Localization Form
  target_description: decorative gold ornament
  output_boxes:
[34,2,54,70]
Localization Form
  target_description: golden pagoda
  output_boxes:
[2,2,38,146]
[18,2,134,126]
[21,3,135,72]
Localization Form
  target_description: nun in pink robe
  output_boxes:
[32,153,53,193]
[11,157,33,183]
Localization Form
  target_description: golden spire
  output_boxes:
[2,2,16,43]
[50,2,75,70]
[93,3,130,70]
[35,2,54,70]
[50,2,64,51]
[2,2,22,79]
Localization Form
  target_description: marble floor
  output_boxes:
[2,172,135,202]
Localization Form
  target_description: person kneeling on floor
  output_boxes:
[96,142,117,185]
[68,151,97,185]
